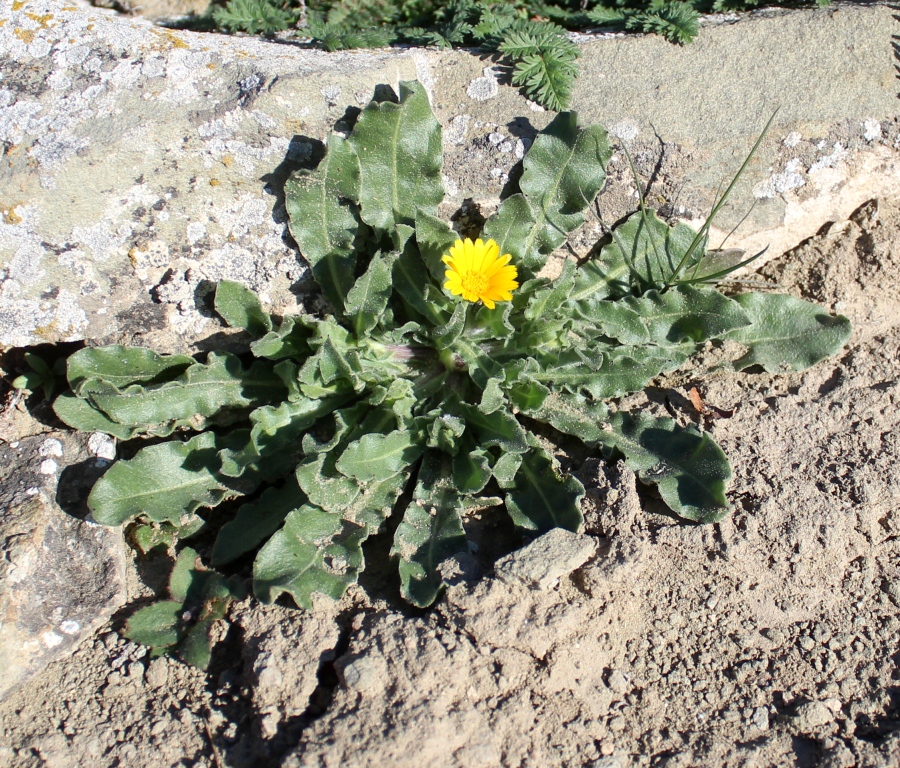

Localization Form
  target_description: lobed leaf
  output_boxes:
[505,446,584,533]
[214,280,273,336]
[602,209,707,291]
[251,315,315,361]
[416,210,459,281]
[600,411,732,523]
[88,431,236,526]
[53,390,138,439]
[580,285,751,346]
[65,345,194,397]
[726,293,852,372]
[344,251,398,338]
[212,476,306,566]
[525,392,610,443]
[392,451,468,607]
[485,112,610,279]
[336,429,423,482]
[253,505,367,609]
[81,352,285,433]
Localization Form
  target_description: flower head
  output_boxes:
[442,238,519,310]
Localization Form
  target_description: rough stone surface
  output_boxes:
[0,489,126,700]
[1,0,898,349]
[495,527,597,591]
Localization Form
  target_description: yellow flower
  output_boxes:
[442,238,519,310]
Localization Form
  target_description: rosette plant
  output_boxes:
[53,81,851,664]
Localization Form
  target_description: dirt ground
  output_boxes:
[1,196,899,768]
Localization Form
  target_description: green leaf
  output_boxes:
[538,346,688,399]
[600,411,732,523]
[212,477,306,566]
[571,253,632,305]
[456,401,529,454]
[479,378,506,414]
[583,285,751,346]
[169,547,201,603]
[482,194,555,282]
[392,451,468,607]
[491,450,522,489]
[523,259,576,324]
[426,413,467,454]
[123,602,184,649]
[65,345,194,397]
[253,505,367,609]
[131,515,205,555]
[431,302,468,349]
[88,431,234,526]
[344,251,398,338]
[348,81,443,235]
[392,244,450,327]
[336,430,423,482]
[505,446,584,533]
[12,372,44,390]
[726,293,852,372]
[53,390,138,439]
[485,113,610,279]
[214,280,273,336]
[416,210,459,281]
[285,134,360,310]
[178,619,215,670]
[24,352,50,376]
[251,315,315,360]
[525,392,610,443]
[453,444,492,494]
[603,209,706,291]
[296,451,361,513]
[82,353,285,433]
[341,470,411,532]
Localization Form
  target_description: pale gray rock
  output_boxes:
[791,700,835,731]
[2,1,899,352]
[0,0,426,350]
[0,491,126,700]
[494,527,597,591]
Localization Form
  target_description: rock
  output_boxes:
[91,0,210,21]
[495,527,597,591]
[791,701,835,731]
[0,491,126,700]
[2,1,898,349]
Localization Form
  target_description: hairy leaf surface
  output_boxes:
[600,412,732,523]
[392,451,468,607]
[89,431,236,526]
[505,446,584,533]
[726,293,853,372]
[348,81,443,234]
[253,506,367,608]
[285,134,360,309]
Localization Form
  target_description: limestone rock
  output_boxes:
[0,491,126,700]
[91,0,210,21]
[494,527,597,591]
[2,1,899,351]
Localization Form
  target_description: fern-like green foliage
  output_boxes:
[498,21,579,112]
[211,0,297,34]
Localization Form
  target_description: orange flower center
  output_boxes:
[461,271,489,296]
